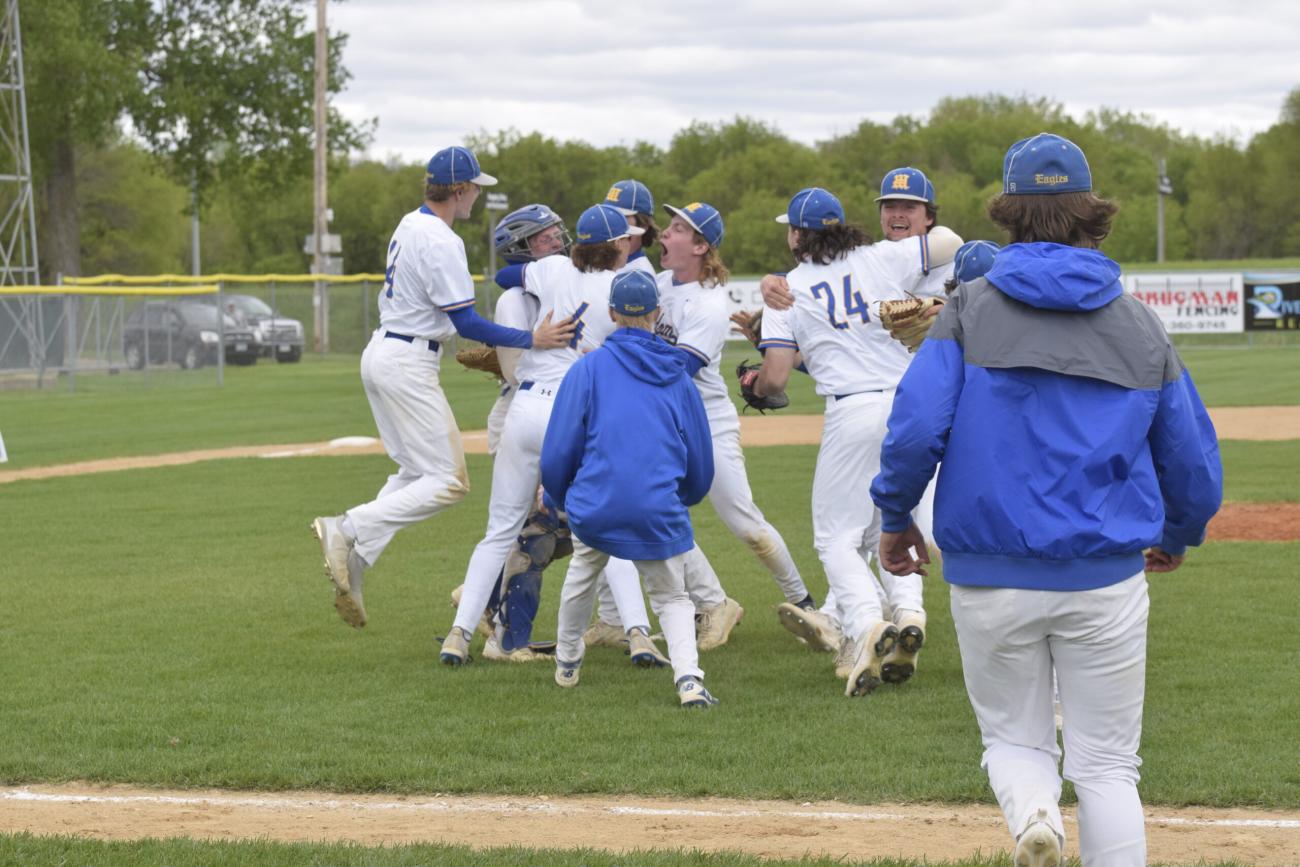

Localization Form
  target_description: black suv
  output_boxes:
[122,301,260,370]
[215,294,306,363]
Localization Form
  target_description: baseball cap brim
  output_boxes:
[470,171,498,187]
[874,192,929,203]
[610,225,646,240]
[662,204,706,235]
[774,213,791,224]
[612,206,638,216]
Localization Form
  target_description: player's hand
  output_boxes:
[729,310,760,344]
[760,274,794,310]
[532,311,576,349]
[1144,546,1185,573]
[880,523,930,576]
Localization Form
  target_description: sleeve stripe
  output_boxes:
[758,338,798,350]
[441,298,477,312]
[919,235,931,275]
[677,343,711,364]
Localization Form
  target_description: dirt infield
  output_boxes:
[2,784,1298,863]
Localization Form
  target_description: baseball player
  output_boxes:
[871,132,1222,866]
[544,270,720,708]
[310,146,574,629]
[441,204,663,666]
[606,179,659,277]
[745,186,960,697]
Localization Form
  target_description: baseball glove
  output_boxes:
[736,359,788,414]
[879,295,944,352]
[455,344,503,378]
[729,309,763,350]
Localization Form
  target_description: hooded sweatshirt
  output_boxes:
[870,242,1223,591]
[541,327,714,561]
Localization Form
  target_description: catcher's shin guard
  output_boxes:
[498,508,561,652]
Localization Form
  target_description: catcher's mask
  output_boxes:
[493,203,572,263]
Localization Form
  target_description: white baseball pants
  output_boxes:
[346,332,469,566]
[950,571,1150,867]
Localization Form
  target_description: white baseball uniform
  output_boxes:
[759,236,939,642]
[618,252,656,277]
[345,207,475,566]
[452,255,652,639]
[486,288,539,456]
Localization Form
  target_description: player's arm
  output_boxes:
[1146,361,1223,563]
[495,263,525,290]
[760,272,793,310]
[755,346,795,397]
[446,304,572,349]
[540,361,592,508]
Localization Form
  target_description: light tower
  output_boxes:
[0,0,39,286]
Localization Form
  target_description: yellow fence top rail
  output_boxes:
[64,273,388,286]
[0,284,221,296]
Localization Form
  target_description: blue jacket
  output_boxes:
[870,242,1223,591]
[541,327,714,561]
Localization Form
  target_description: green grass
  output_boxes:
[1221,441,1300,501]
[0,833,1258,867]
[1,450,1295,809]
[1,341,1294,471]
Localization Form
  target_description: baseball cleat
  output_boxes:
[833,636,857,680]
[676,675,719,708]
[881,610,926,684]
[482,634,550,662]
[777,602,841,653]
[696,597,744,651]
[582,619,627,648]
[1013,810,1063,867]
[439,626,473,666]
[846,621,899,698]
[310,516,352,595]
[554,657,582,688]
[333,548,367,628]
[449,583,495,639]
[627,627,669,668]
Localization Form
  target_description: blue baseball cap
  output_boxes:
[952,240,1001,283]
[875,167,935,204]
[605,179,654,216]
[662,201,725,248]
[1002,133,1091,195]
[775,187,844,228]
[575,204,646,245]
[609,270,659,316]
[426,146,497,186]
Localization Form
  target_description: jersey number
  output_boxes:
[383,241,400,298]
[569,302,589,348]
[810,275,868,330]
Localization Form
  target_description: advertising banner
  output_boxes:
[1243,276,1300,331]
[1124,273,1243,333]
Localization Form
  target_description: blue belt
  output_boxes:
[385,331,440,352]
[834,389,886,401]
[519,381,534,391]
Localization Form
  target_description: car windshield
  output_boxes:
[230,295,274,317]
[178,303,236,329]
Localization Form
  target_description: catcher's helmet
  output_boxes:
[493,204,570,264]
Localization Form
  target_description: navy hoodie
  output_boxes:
[541,327,714,561]
[870,242,1223,591]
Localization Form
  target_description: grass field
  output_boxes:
[1,342,1296,865]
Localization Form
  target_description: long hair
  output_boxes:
[697,243,729,288]
[631,213,660,248]
[792,224,872,265]
[987,192,1119,248]
[571,241,622,273]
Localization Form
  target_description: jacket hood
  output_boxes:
[986,242,1122,312]
[604,327,685,386]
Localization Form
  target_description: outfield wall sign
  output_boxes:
[1125,273,1243,333]
[1243,276,1300,331]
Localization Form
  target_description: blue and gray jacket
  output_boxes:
[870,242,1223,591]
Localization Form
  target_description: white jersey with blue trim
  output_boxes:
[653,271,735,428]
[618,252,657,277]
[759,236,935,396]
[514,255,619,386]
[377,206,477,340]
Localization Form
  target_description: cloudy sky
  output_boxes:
[326,0,1299,163]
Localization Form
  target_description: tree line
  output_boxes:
[20,4,1300,281]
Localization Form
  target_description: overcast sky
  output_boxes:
[326,0,1299,164]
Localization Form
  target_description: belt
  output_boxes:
[384,331,440,352]
[833,389,886,401]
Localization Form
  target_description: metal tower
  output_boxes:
[0,0,38,286]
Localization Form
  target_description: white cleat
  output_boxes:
[627,627,669,668]
[676,675,719,708]
[310,516,352,595]
[582,619,627,648]
[777,602,841,653]
[846,621,899,698]
[1013,810,1063,867]
[483,635,549,662]
[449,583,495,639]
[554,658,582,688]
[696,597,744,651]
[332,548,367,628]
[882,610,926,684]
[439,626,473,667]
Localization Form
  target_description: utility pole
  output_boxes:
[312,0,329,352]
[1156,158,1172,264]
[190,170,200,276]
